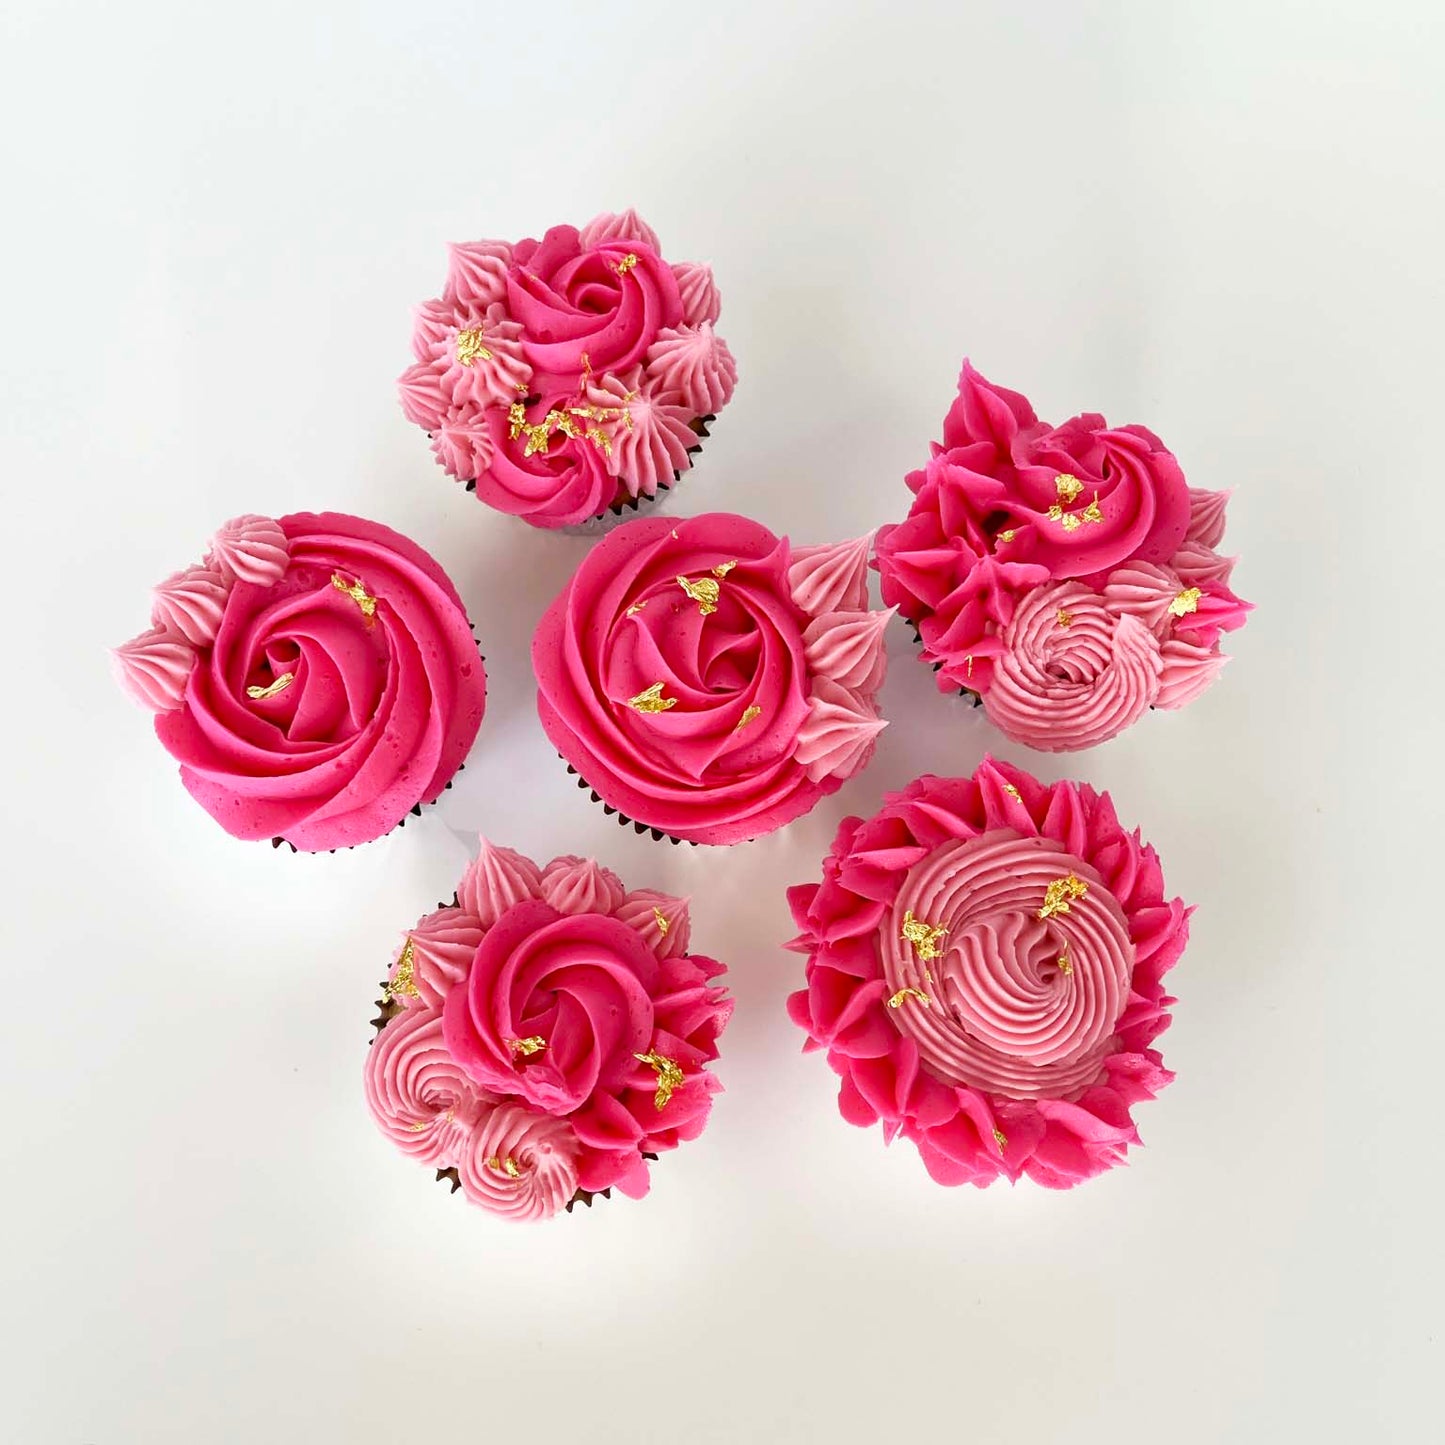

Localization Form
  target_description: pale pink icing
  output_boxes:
[116,512,486,851]
[982,585,1161,752]
[443,239,513,311]
[875,361,1250,741]
[802,608,892,692]
[364,841,732,1217]
[1157,636,1230,709]
[584,368,696,499]
[402,212,732,529]
[794,679,888,783]
[578,208,661,252]
[788,533,875,615]
[539,855,626,915]
[671,261,721,327]
[643,324,737,415]
[786,761,1189,1188]
[614,889,692,959]
[387,908,486,1013]
[457,838,544,929]
[150,565,229,648]
[206,515,289,588]
[110,627,196,713]
[532,514,889,845]
[454,1104,582,1220]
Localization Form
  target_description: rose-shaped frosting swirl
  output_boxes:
[875,361,1250,738]
[532,514,889,845]
[122,512,486,851]
[368,842,732,1216]
[506,224,683,389]
[786,761,1189,1188]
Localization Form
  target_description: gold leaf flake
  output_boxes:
[628,681,678,714]
[887,986,931,1009]
[993,1128,1008,1153]
[1002,783,1021,801]
[997,529,1016,543]
[246,672,295,700]
[382,937,419,1003]
[651,906,670,937]
[508,1036,547,1057]
[901,909,948,961]
[486,1155,521,1178]
[677,573,721,616]
[735,705,762,731]
[331,573,377,618]
[407,1120,429,1133]
[1055,473,1084,503]
[454,328,493,366]
[1057,952,1073,976]
[1168,586,1202,617]
[625,599,648,617]
[1038,874,1089,921]
[1056,609,1073,628]
[613,253,639,275]
[635,1050,684,1110]
[712,559,738,577]
[1080,492,1104,525]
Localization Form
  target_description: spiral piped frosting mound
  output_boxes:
[111,512,487,851]
[399,209,736,529]
[874,360,1251,750]
[786,760,1190,1188]
[365,840,732,1221]
[532,513,890,845]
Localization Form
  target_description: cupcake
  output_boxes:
[366,839,732,1219]
[398,208,736,532]
[111,512,486,852]
[786,760,1190,1187]
[874,361,1251,750]
[532,513,891,845]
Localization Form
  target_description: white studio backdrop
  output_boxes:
[1,2,1440,1441]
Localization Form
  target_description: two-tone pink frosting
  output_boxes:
[532,514,890,845]
[365,840,732,1220]
[875,361,1251,750]
[399,210,736,529]
[111,512,487,851]
[786,761,1189,1188]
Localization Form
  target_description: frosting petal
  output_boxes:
[111,627,195,713]
[671,260,721,327]
[1156,636,1229,709]
[802,608,892,693]
[615,888,692,959]
[1185,487,1230,547]
[586,369,696,498]
[643,323,737,415]
[457,837,544,929]
[388,906,486,1012]
[150,564,230,647]
[206,514,289,587]
[430,405,495,482]
[443,239,513,310]
[794,678,887,783]
[396,362,449,429]
[454,1103,581,1221]
[578,208,661,252]
[539,854,626,915]
[787,534,875,616]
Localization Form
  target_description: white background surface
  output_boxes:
[2,2,1440,1440]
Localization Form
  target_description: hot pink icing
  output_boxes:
[875,360,1251,742]
[151,565,230,648]
[786,761,1189,1189]
[111,627,196,713]
[532,514,890,845]
[366,841,731,1219]
[116,511,486,851]
[401,212,733,529]
[643,323,737,415]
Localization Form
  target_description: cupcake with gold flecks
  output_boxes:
[366,838,731,1219]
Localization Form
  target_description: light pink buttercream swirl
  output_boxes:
[532,513,889,844]
[126,512,486,851]
[453,1104,581,1220]
[643,323,737,415]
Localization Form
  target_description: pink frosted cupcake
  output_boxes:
[366,839,732,1219]
[111,512,487,851]
[874,361,1251,750]
[398,208,736,531]
[532,513,891,845]
[786,760,1189,1188]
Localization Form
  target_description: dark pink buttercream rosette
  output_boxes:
[786,760,1189,1188]
[399,208,736,530]
[366,840,732,1220]
[874,361,1251,750]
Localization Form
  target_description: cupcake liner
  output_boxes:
[270,634,487,852]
